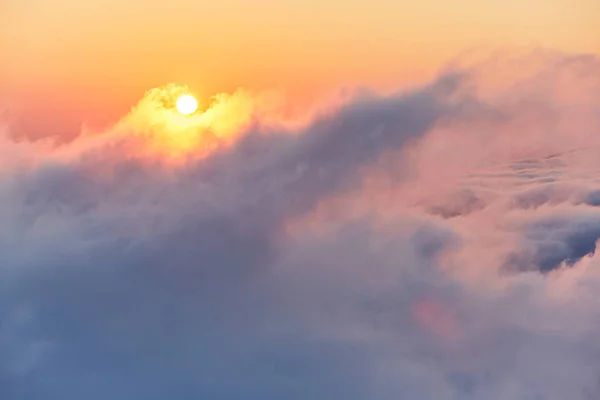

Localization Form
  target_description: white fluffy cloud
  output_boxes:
[1,50,600,399]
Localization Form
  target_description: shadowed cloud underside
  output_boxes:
[1,50,600,399]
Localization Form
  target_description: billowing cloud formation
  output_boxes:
[2,50,600,399]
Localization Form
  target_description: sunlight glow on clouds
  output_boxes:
[1,49,600,399]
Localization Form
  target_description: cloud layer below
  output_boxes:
[1,49,600,399]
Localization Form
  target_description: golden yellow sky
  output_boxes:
[2,0,599,138]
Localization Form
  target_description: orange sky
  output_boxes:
[1,0,599,139]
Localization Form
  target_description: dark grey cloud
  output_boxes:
[504,213,600,273]
[583,189,600,207]
[426,188,486,218]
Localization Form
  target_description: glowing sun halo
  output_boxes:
[176,94,198,115]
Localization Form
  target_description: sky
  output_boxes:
[2,0,599,138]
[1,1,600,399]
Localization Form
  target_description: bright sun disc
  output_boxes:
[176,94,198,115]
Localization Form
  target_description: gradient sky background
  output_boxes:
[2,0,599,138]
[3,1,600,399]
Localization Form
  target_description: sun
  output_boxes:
[176,94,198,115]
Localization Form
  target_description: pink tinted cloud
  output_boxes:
[0,49,600,399]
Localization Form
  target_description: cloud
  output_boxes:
[1,49,600,399]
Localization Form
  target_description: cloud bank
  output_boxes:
[1,49,600,399]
